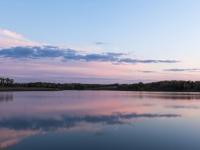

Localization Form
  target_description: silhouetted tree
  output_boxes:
[0,77,14,87]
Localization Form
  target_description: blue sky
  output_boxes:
[0,0,200,83]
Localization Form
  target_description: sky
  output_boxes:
[1,0,200,83]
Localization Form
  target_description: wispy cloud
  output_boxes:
[166,105,199,109]
[0,28,39,48]
[0,46,179,65]
[94,42,108,45]
[164,68,200,72]
[137,70,156,73]
[119,58,178,64]
[0,29,25,40]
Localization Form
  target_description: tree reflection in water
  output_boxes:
[0,92,13,103]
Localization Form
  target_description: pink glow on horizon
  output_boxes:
[1,57,200,83]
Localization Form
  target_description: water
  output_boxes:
[0,91,200,150]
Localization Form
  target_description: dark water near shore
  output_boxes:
[1,91,200,150]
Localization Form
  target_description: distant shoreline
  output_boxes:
[1,80,200,92]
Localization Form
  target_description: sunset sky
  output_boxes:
[1,0,200,83]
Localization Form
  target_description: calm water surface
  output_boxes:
[1,91,200,150]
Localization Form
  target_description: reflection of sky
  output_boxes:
[1,91,200,149]
[1,91,200,118]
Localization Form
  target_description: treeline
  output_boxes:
[1,77,200,92]
[116,81,200,91]
[13,82,117,90]
[15,81,200,91]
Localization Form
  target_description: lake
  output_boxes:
[1,91,200,150]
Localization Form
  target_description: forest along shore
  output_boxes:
[1,77,200,92]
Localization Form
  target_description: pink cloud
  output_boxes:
[0,28,39,48]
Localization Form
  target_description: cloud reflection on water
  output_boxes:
[0,112,180,148]
[0,91,199,149]
[0,113,180,131]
